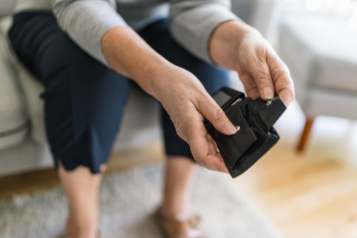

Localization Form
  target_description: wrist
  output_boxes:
[145,63,204,106]
[102,26,175,99]
[141,62,179,100]
[209,20,260,69]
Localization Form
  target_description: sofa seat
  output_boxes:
[280,17,357,93]
[0,30,28,150]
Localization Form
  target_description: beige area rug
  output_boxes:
[0,163,284,238]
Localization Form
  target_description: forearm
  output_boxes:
[209,20,260,70]
[101,26,174,98]
[101,21,239,174]
[168,0,239,63]
[51,0,128,66]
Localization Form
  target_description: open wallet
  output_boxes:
[204,87,286,178]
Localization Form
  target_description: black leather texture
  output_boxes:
[205,87,286,178]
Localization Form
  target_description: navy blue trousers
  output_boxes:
[9,12,230,173]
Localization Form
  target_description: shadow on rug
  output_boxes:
[0,163,284,238]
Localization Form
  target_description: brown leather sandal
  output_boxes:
[154,211,206,238]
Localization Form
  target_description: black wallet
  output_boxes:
[204,87,286,178]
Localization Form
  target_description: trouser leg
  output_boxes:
[10,12,131,238]
[138,19,231,162]
[10,12,130,173]
[138,20,231,229]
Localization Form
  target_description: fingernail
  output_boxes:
[225,122,237,135]
[263,87,274,99]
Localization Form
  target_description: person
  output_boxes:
[8,0,295,237]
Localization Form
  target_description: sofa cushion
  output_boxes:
[280,17,357,93]
[0,0,16,18]
[0,31,28,150]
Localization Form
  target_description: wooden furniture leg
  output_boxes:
[297,118,315,152]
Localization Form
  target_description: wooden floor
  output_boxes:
[231,142,357,238]
[0,101,357,238]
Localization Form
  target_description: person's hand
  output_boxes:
[236,31,295,104]
[209,21,295,106]
[102,26,235,173]
[102,22,294,174]
[154,65,238,173]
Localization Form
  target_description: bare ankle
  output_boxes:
[158,203,192,221]
[65,213,98,238]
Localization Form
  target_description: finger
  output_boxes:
[266,52,295,106]
[214,154,229,173]
[238,72,260,99]
[191,139,228,173]
[187,125,229,173]
[206,133,218,153]
[246,48,275,101]
[206,130,228,173]
[205,134,229,173]
[196,93,238,136]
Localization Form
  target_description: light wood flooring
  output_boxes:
[231,142,357,238]
[0,101,356,238]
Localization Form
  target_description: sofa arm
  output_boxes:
[0,29,29,150]
[0,16,47,146]
[0,0,16,19]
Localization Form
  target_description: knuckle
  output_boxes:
[251,66,272,85]
[255,74,272,85]
[212,108,227,124]
[271,63,291,81]
[272,70,288,82]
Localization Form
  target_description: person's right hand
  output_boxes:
[102,26,235,173]
[154,65,238,173]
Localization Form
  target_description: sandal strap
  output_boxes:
[155,212,203,238]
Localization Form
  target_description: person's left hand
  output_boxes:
[210,21,295,106]
[235,31,295,105]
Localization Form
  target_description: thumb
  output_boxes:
[197,95,237,135]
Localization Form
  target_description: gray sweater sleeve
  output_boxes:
[49,0,128,66]
[49,0,239,67]
[169,0,239,64]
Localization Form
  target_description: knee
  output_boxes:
[41,32,130,108]
[41,38,131,128]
